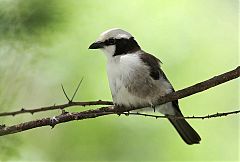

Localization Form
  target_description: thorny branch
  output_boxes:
[123,110,240,119]
[0,78,113,117]
[0,100,113,117]
[0,66,239,136]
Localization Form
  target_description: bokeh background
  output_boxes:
[0,0,239,161]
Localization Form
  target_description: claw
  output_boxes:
[124,111,130,116]
[61,109,68,115]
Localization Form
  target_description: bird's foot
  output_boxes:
[115,104,126,116]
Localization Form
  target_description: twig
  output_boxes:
[123,110,240,119]
[70,78,84,102]
[0,107,239,136]
[61,84,71,102]
[0,100,113,117]
[0,66,239,136]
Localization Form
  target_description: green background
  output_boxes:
[0,0,239,161]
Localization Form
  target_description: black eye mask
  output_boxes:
[112,37,140,56]
[104,38,116,46]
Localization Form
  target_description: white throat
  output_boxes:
[100,45,116,60]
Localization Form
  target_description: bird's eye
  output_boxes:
[107,38,115,45]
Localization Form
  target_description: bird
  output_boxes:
[88,28,201,145]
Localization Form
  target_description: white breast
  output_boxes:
[107,54,149,107]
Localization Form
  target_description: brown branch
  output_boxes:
[1,66,239,117]
[0,100,113,117]
[123,109,240,119]
[0,107,239,137]
[0,66,239,136]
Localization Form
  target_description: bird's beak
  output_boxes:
[88,41,104,49]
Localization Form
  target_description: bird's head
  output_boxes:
[89,28,140,58]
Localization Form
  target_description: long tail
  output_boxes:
[168,101,201,145]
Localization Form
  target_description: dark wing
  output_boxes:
[139,52,167,81]
[140,52,201,144]
[139,52,181,112]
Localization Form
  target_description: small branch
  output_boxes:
[70,78,84,102]
[0,100,113,117]
[123,109,240,119]
[0,107,239,136]
[0,66,239,136]
[130,66,240,112]
[61,84,71,102]
[0,107,115,136]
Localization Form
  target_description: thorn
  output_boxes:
[61,84,71,102]
[61,109,68,115]
[71,78,84,102]
[0,124,6,129]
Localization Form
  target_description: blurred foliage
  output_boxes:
[0,0,68,41]
[0,136,21,161]
[0,0,239,162]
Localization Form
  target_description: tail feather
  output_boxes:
[168,117,201,145]
[168,101,201,145]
